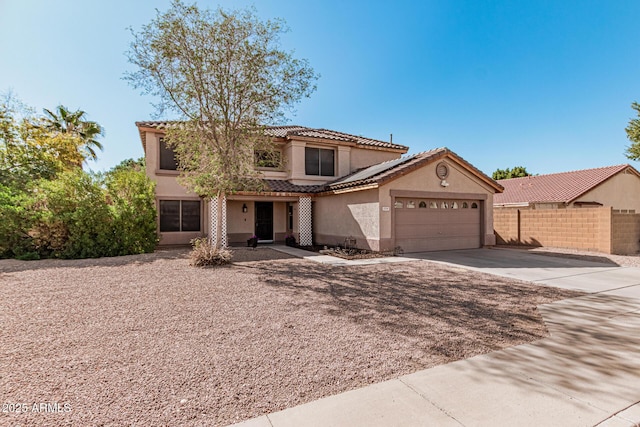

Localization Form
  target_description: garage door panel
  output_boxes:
[395,198,481,253]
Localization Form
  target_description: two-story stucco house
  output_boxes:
[136,122,503,253]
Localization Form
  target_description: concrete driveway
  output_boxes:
[234,248,640,427]
[408,247,640,298]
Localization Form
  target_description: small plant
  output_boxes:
[284,234,296,246]
[247,235,258,248]
[189,238,232,267]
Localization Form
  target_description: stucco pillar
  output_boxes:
[209,196,218,247]
[208,195,228,248]
[299,196,313,246]
[337,146,351,177]
[221,195,228,248]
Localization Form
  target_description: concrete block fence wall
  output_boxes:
[494,207,640,255]
[612,212,640,254]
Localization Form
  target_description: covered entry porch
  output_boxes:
[208,194,312,247]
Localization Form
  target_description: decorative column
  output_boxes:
[220,194,228,248]
[209,196,218,247]
[299,196,313,246]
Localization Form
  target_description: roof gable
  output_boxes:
[327,148,503,193]
[493,164,640,205]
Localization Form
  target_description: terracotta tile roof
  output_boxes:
[135,122,408,151]
[328,148,502,192]
[493,164,638,205]
[262,179,326,194]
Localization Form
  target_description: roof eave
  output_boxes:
[317,182,379,196]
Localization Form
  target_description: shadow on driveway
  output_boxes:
[406,248,620,268]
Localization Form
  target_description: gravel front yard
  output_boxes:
[0,248,580,426]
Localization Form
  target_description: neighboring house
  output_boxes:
[493,164,640,254]
[136,122,503,253]
[494,164,640,212]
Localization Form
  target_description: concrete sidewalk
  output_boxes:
[231,248,640,427]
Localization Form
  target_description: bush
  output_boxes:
[0,159,158,260]
[189,238,232,267]
[104,165,158,255]
[33,170,113,258]
[0,182,34,258]
[15,251,40,261]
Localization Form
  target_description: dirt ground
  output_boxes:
[0,248,580,426]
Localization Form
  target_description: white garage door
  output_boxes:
[394,198,481,253]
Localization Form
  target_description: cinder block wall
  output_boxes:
[612,213,640,254]
[494,207,615,253]
[494,209,520,244]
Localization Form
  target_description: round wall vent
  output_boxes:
[436,162,449,179]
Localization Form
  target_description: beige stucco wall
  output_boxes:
[227,200,254,242]
[286,138,404,185]
[145,131,197,199]
[274,202,287,239]
[313,189,380,250]
[571,172,640,212]
[350,147,401,171]
[144,130,206,245]
[287,140,332,184]
[378,158,497,248]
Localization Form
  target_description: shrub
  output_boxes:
[0,182,35,258]
[15,251,40,261]
[33,170,113,258]
[0,159,158,260]
[104,165,158,255]
[189,238,232,267]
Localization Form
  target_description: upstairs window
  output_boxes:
[305,147,334,176]
[255,150,281,168]
[159,138,178,171]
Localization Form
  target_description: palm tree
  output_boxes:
[41,105,104,165]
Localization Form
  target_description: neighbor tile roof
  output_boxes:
[135,122,408,151]
[493,164,637,205]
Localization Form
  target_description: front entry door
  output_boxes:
[255,202,273,241]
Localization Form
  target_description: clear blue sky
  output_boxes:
[2,0,639,176]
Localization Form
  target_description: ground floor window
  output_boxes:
[159,200,201,232]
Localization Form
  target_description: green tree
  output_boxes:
[40,105,104,166]
[125,0,318,246]
[109,157,146,174]
[625,102,640,160]
[0,98,91,185]
[492,166,531,180]
[0,96,157,259]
